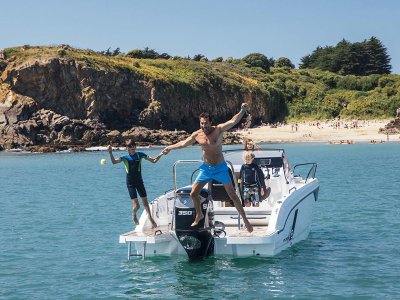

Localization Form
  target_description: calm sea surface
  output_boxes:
[1,143,400,299]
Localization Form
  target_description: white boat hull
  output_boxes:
[119,149,320,259]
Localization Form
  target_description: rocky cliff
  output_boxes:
[1,47,265,150]
[379,117,400,135]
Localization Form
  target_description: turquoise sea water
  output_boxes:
[1,143,400,299]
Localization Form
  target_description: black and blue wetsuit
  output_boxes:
[120,152,148,199]
[239,163,265,206]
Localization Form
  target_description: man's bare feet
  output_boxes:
[190,213,204,227]
[133,215,139,225]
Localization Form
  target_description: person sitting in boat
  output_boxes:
[243,138,259,151]
[239,151,265,207]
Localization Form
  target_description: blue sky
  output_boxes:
[1,0,399,73]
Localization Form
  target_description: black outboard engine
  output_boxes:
[174,187,214,260]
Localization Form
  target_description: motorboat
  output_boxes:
[119,148,319,260]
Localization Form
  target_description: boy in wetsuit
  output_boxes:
[239,151,265,207]
[107,140,163,228]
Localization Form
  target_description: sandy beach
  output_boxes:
[242,119,400,144]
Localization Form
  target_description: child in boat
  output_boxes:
[239,151,265,207]
[243,138,259,151]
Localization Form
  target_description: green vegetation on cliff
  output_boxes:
[3,45,400,123]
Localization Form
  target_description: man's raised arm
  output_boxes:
[217,103,249,132]
[162,133,197,155]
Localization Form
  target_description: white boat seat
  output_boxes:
[213,207,271,215]
[213,207,271,226]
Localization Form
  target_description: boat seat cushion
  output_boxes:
[213,207,271,226]
[213,207,271,216]
[210,168,237,201]
[176,187,208,199]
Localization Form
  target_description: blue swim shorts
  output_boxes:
[195,161,232,184]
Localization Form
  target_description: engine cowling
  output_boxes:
[174,188,214,260]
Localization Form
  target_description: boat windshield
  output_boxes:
[223,148,285,169]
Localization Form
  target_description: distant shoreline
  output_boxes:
[241,119,400,144]
[1,119,398,153]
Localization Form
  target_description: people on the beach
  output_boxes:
[239,151,265,207]
[162,103,254,233]
[107,140,163,228]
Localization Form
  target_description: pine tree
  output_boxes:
[364,37,391,75]
[299,37,392,75]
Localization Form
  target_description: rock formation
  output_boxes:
[380,117,400,135]
[1,51,248,151]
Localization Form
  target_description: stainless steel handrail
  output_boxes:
[225,160,242,229]
[172,160,203,197]
[293,163,317,183]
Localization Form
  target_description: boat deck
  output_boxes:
[120,225,273,240]
[120,225,170,243]
[226,226,274,237]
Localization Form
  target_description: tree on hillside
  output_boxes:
[212,57,223,62]
[99,47,121,56]
[299,54,313,69]
[158,52,172,59]
[275,57,295,69]
[299,37,391,75]
[347,41,368,75]
[193,54,208,61]
[268,57,276,68]
[333,39,352,74]
[126,47,160,59]
[364,37,391,75]
[242,53,271,72]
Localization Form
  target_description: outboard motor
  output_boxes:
[174,187,214,260]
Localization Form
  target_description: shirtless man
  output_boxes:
[162,103,253,233]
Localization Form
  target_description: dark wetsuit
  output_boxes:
[239,163,264,206]
[120,152,148,199]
